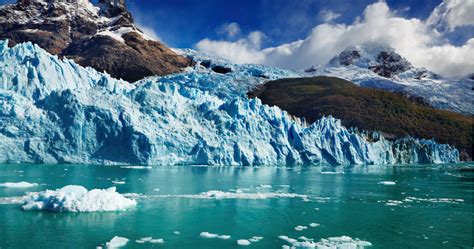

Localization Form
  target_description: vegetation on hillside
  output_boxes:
[248,76,473,160]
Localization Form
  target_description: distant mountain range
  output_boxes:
[0,0,192,81]
[305,44,473,115]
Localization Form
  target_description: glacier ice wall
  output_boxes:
[0,40,460,165]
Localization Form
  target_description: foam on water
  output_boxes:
[172,190,309,200]
[279,235,372,248]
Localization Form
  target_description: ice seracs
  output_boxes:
[21,185,137,212]
[0,40,461,166]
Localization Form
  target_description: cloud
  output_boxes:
[196,0,474,77]
[196,31,266,64]
[319,9,341,22]
[426,0,474,32]
[217,22,241,38]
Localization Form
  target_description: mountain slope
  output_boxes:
[306,44,473,115]
[248,76,473,160]
[0,0,192,82]
[0,41,459,165]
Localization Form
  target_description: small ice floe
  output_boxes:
[320,171,344,175]
[237,239,251,246]
[120,166,152,169]
[249,236,263,243]
[378,181,396,185]
[135,237,164,244]
[280,235,372,248]
[105,236,129,248]
[385,200,403,206]
[21,185,137,212]
[154,188,160,192]
[298,236,315,242]
[294,225,308,231]
[278,235,298,244]
[257,184,272,189]
[174,231,180,235]
[200,232,230,239]
[236,236,263,246]
[309,223,320,227]
[0,196,29,205]
[0,182,38,188]
[112,180,126,185]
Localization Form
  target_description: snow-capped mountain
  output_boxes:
[0,0,192,81]
[0,40,459,165]
[306,44,473,115]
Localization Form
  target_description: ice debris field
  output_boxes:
[0,40,460,166]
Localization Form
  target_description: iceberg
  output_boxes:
[21,185,137,212]
[0,40,460,166]
[105,236,129,248]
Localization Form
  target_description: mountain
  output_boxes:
[248,76,473,161]
[305,44,473,115]
[0,40,459,165]
[0,0,192,82]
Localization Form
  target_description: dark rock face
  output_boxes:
[369,51,413,78]
[0,0,192,82]
[329,45,414,79]
[211,65,232,74]
[333,49,361,66]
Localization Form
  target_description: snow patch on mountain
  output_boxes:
[306,43,473,115]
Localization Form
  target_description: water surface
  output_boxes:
[0,163,472,248]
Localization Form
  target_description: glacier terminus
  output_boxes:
[0,40,460,166]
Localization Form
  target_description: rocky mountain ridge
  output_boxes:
[0,0,192,82]
[305,44,473,115]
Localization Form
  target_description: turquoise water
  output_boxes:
[0,164,472,248]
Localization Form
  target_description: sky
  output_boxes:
[125,0,473,77]
[1,0,473,76]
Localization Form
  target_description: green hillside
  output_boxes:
[248,76,473,160]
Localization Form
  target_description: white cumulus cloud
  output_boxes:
[218,22,241,38]
[426,0,474,32]
[319,9,341,22]
[196,0,474,77]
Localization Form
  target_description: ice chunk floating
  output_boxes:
[21,185,137,212]
[0,182,38,188]
[105,236,129,248]
[0,40,459,166]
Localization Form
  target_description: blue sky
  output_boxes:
[127,0,444,48]
[0,0,472,76]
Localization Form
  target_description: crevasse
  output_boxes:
[0,40,459,165]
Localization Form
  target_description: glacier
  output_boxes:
[0,40,460,166]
